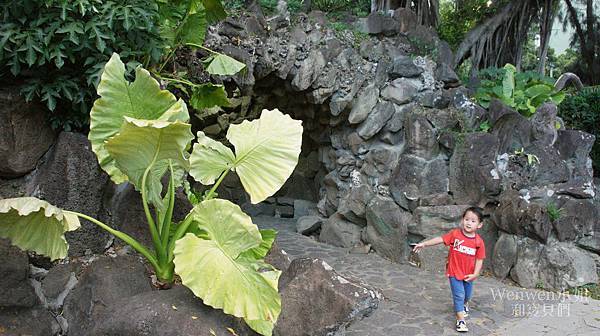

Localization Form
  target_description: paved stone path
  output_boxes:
[254,216,600,336]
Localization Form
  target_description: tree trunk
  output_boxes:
[537,0,556,75]
[564,0,599,84]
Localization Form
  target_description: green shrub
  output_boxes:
[474,64,565,117]
[0,0,164,131]
[546,202,563,222]
[558,87,600,176]
[315,0,369,16]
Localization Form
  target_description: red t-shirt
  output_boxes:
[442,228,486,280]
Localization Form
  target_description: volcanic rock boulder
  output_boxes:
[275,258,381,336]
[0,87,55,178]
[31,132,112,256]
[63,255,153,335]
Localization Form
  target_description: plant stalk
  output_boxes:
[64,211,160,271]
[141,165,165,262]
[204,169,230,201]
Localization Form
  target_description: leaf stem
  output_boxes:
[204,169,229,201]
[167,214,194,262]
[158,75,197,87]
[64,211,160,271]
[158,49,177,73]
[186,43,224,56]
[160,163,176,248]
[141,165,164,260]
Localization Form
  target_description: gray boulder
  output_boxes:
[0,307,59,336]
[360,144,402,185]
[337,184,373,225]
[91,285,256,336]
[404,114,438,159]
[392,8,418,33]
[493,190,552,243]
[0,239,38,308]
[510,237,598,290]
[296,215,323,235]
[389,56,423,79]
[364,195,410,262]
[30,132,111,256]
[492,233,518,279]
[381,78,419,105]
[554,130,596,180]
[320,213,363,248]
[552,197,597,242]
[390,155,449,208]
[0,87,55,177]
[275,258,381,336]
[291,49,327,91]
[348,84,379,124]
[364,12,398,36]
[357,101,395,140]
[435,64,460,87]
[41,263,80,310]
[63,255,153,335]
[408,205,467,238]
[448,133,501,204]
[293,199,319,218]
[383,102,414,133]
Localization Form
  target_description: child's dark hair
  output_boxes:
[462,206,486,222]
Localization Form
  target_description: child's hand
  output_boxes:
[412,243,425,253]
[464,273,479,282]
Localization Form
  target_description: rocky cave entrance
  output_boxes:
[193,73,334,220]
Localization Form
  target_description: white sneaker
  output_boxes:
[464,304,470,317]
[456,320,469,332]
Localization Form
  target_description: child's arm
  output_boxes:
[412,236,444,252]
[464,258,484,281]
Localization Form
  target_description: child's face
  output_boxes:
[461,210,483,234]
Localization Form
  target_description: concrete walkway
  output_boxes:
[254,216,600,336]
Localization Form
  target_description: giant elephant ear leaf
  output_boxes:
[89,53,189,184]
[173,199,281,326]
[189,131,235,185]
[0,197,80,260]
[227,109,303,204]
[202,53,246,76]
[105,117,193,210]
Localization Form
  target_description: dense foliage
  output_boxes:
[474,64,565,117]
[437,0,508,50]
[558,87,600,175]
[0,0,164,130]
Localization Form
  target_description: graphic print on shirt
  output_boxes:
[452,238,476,256]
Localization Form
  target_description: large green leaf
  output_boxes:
[502,63,516,100]
[203,53,246,76]
[239,229,277,260]
[199,0,227,24]
[0,197,80,260]
[105,117,193,210]
[89,53,189,184]
[178,11,207,46]
[190,109,303,203]
[525,84,552,99]
[228,109,303,204]
[245,319,274,336]
[173,199,281,324]
[189,131,235,185]
[189,83,230,110]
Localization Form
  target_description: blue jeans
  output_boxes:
[449,276,473,313]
